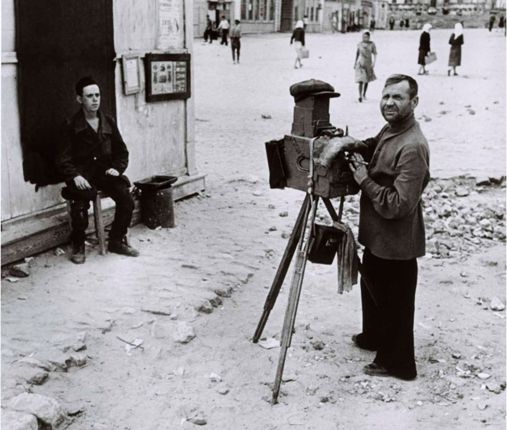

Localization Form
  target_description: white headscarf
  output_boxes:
[454,23,463,37]
[422,23,432,33]
[295,20,304,29]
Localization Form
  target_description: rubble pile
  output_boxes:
[318,177,506,261]
[422,178,506,259]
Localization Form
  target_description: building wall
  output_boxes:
[1,0,195,223]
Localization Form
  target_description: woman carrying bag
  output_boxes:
[290,21,306,69]
[354,30,377,103]
[418,23,432,75]
[448,23,464,76]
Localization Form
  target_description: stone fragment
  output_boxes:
[141,306,172,316]
[7,393,67,428]
[279,212,288,217]
[475,176,490,186]
[477,373,491,380]
[261,114,272,119]
[486,383,502,394]
[311,340,325,351]
[468,109,476,115]
[17,357,53,372]
[172,322,196,344]
[258,338,280,349]
[268,226,277,232]
[493,226,506,240]
[477,402,488,410]
[210,373,222,382]
[1,410,38,430]
[454,187,470,197]
[196,300,214,314]
[490,297,505,311]
[14,367,48,386]
[218,387,229,395]
[9,264,30,278]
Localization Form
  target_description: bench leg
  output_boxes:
[93,195,107,255]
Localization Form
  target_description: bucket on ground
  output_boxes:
[134,175,178,229]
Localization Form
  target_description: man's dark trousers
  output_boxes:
[359,248,418,380]
[67,172,134,245]
[221,29,229,45]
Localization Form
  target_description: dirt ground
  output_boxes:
[2,29,506,429]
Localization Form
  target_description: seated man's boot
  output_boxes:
[71,242,86,265]
[108,237,139,257]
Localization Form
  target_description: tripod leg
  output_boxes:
[253,195,310,343]
[323,197,340,222]
[272,197,316,404]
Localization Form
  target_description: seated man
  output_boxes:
[56,76,139,264]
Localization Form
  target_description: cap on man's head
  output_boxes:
[75,76,98,96]
[290,79,340,102]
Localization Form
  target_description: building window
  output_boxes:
[242,0,275,21]
[241,0,247,19]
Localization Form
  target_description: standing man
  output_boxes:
[56,77,139,264]
[489,14,496,32]
[230,19,242,64]
[342,74,430,380]
[389,16,395,30]
[218,16,230,46]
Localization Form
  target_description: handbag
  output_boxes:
[425,52,437,64]
[301,48,309,59]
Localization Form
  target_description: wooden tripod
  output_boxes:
[253,193,377,404]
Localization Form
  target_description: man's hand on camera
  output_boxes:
[349,153,369,185]
[74,175,92,190]
[337,136,367,153]
[105,168,120,177]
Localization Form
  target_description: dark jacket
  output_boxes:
[358,114,430,260]
[56,109,129,183]
[291,28,305,46]
[449,34,464,46]
[419,32,431,53]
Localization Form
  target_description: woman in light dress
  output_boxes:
[354,30,377,103]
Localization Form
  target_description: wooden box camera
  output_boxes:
[265,95,359,198]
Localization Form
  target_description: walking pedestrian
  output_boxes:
[290,21,306,69]
[498,15,505,32]
[489,14,496,32]
[204,17,213,44]
[346,74,430,381]
[370,18,376,32]
[218,16,230,46]
[418,23,432,75]
[400,19,405,29]
[230,20,242,64]
[405,18,410,29]
[447,23,464,76]
[354,30,377,102]
[389,17,395,30]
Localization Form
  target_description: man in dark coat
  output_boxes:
[56,77,139,264]
[340,74,430,380]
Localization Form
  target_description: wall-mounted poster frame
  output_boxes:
[145,53,191,102]
[121,54,142,95]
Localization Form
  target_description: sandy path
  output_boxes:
[1,29,505,429]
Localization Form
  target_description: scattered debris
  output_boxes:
[10,263,30,278]
[210,373,222,383]
[258,338,280,349]
[490,297,505,311]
